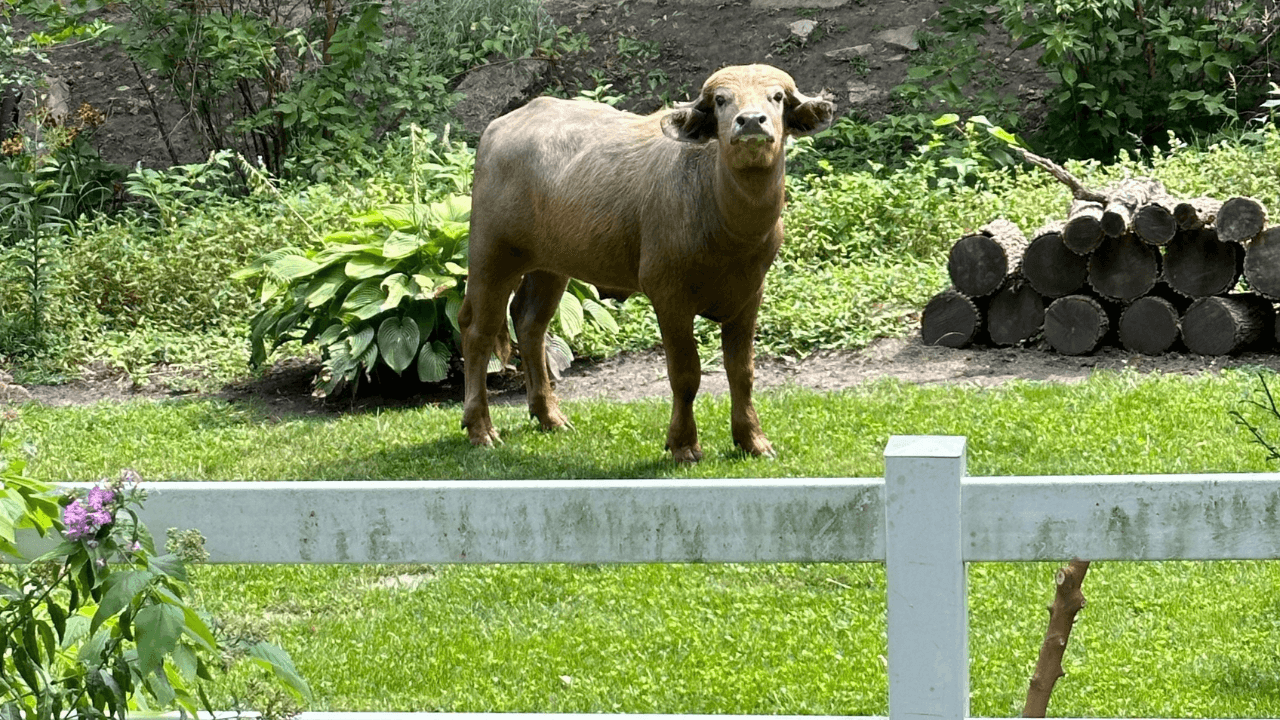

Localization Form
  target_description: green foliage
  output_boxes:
[0,420,310,719]
[237,195,474,395]
[997,0,1277,158]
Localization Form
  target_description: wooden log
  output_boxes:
[1173,197,1222,231]
[1132,195,1178,246]
[1118,296,1181,355]
[1063,200,1105,255]
[1044,294,1110,356]
[1087,234,1160,302]
[987,280,1045,347]
[947,218,1029,298]
[1217,197,1268,244]
[1163,228,1242,298]
[1100,178,1164,238]
[1182,294,1275,356]
[921,290,983,348]
[1242,227,1280,300]
[1021,222,1089,298]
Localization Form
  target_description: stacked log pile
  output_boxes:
[922,150,1275,356]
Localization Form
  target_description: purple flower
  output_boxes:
[62,500,96,540]
[86,486,116,511]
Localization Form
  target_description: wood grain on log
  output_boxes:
[1045,294,1110,356]
[1174,197,1222,231]
[988,280,1045,347]
[1164,228,1242,298]
[1133,196,1178,246]
[1101,178,1165,238]
[1119,296,1181,355]
[1022,222,1089,298]
[948,218,1029,297]
[922,290,984,348]
[1182,294,1275,356]
[1242,227,1280,300]
[1217,197,1268,244]
[1063,200,1105,255]
[1087,234,1161,302]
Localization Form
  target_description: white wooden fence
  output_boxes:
[32,435,1280,720]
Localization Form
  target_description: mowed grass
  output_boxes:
[10,370,1280,715]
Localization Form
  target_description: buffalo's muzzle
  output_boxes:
[731,112,774,144]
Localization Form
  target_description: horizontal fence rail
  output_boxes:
[13,436,1280,720]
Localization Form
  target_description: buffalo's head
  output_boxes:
[661,64,835,169]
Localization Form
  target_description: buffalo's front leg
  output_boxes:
[655,308,703,463]
[722,294,774,457]
[459,270,520,447]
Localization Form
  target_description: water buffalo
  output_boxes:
[459,64,835,462]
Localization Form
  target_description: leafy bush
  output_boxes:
[0,414,309,719]
[997,0,1278,158]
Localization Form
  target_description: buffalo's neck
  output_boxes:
[712,154,786,243]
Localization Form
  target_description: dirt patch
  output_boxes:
[14,336,1280,418]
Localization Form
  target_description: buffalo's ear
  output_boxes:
[784,92,836,137]
[661,100,717,143]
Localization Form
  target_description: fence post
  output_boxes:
[883,435,969,720]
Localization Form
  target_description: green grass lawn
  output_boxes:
[10,370,1280,716]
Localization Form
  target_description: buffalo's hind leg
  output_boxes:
[722,293,774,458]
[459,266,522,447]
[511,270,573,432]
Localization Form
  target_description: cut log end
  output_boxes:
[988,282,1045,346]
[1022,229,1089,298]
[1087,235,1160,302]
[922,291,983,348]
[1164,229,1242,298]
[1182,295,1275,356]
[1243,227,1280,300]
[1217,196,1268,244]
[1119,296,1180,355]
[1044,295,1110,356]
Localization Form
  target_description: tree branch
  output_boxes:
[1023,558,1091,717]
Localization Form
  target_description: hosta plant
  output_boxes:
[236,195,618,395]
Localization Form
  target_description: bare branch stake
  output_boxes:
[1023,558,1090,717]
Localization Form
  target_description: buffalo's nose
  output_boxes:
[734,112,769,132]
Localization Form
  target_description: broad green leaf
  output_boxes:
[304,266,349,308]
[417,341,451,383]
[381,273,417,311]
[249,641,313,701]
[147,553,188,582]
[172,643,199,682]
[361,204,420,230]
[267,254,321,281]
[583,298,619,334]
[377,317,420,374]
[135,604,184,677]
[382,230,425,259]
[316,322,344,347]
[340,278,385,319]
[443,261,467,276]
[179,606,217,651]
[348,324,376,359]
[412,273,457,298]
[932,113,960,127]
[345,254,397,280]
[91,569,155,634]
[445,293,464,334]
[557,291,584,339]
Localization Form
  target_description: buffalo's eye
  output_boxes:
[715,95,727,107]
[772,92,784,103]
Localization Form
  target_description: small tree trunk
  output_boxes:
[1100,178,1165,238]
[922,290,984,348]
[1182,294,1275,356]
[988,280,1045,347]
[1022,222,1089,298]
[1243,227,1280,300]
[1045,294,1110,355]
[1132,195,1179,246]
[1023,559,1090,718]
[947,218,1029,298]
[1063,200,1105,255]
[1119,295,1182,355]
[1217,197,1268,244]
[1088,234,1161,302]
[1164,228,1243,298]
[1174,197,1222,231]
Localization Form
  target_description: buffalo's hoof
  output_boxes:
[535,408,574,433]
[740,437,776,459]
[467,425,502,447]
[670,444,704,464]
